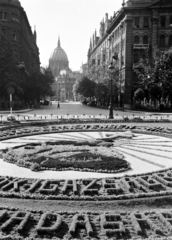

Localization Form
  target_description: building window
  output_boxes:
[170,16,172,27]
[121,55,124,66]
[160,16,166,27]
[134,35,140,44]
[117,43,119,52]
[133,53,139,63]
[92,59,95,65]
[142,53,146,63]
[143,17,149,28]
[114,30,117,39]
[117,28,119,38]
[11,13,19,22]
[143,35,148,44]
[12,30,17,41]
[121,39,124,50]
[169,35,172,46]
[0,12,8,20]
[134,17,140,28]
[159,35,166,47]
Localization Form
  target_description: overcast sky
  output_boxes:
[19,0,122,71]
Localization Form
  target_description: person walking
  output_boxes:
[57,102,60,109]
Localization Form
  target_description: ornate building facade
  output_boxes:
[49,38,79,101]
[87,0,172,108]
[0,0,40,74]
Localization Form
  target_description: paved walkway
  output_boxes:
[0,131,172,180]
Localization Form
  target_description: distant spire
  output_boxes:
[58,36,61,47]
[122,0,125,7]
[89,38,92,49]
[34,25,37,43]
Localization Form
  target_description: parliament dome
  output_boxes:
[49,38,69,78]
[0,0,21,5]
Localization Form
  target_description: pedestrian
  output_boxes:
[58,102,60,108]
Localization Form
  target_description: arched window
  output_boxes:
[169,35,172,46]
[134,53,139,63]
[143,35,148,44]
[134,35,140,44]
[159,35,166,47]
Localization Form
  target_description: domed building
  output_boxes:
[49,38,70,77]
[0,0,40,74]
[0,0,21,5]
[49,38,80,102]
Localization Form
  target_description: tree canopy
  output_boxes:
[76,76,96,98]
[135,48,172,100]
[23,67,55,103]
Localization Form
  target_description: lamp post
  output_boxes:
[108,61,115,119]
[7,87,15,115]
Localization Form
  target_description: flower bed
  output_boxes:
[0,122,172,142]
[1,121,172,239]
[2,139,130,174]
[0,207,171,239]
[0,122,172,202]
[0,168,171,201]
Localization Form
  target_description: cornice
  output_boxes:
[107,8,125,34]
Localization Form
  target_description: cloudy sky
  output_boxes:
[19,0,122,71]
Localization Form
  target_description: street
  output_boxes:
[4,101,171,117]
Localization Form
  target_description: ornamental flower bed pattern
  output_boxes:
[0,207,172,239]
[2,139,130,173]
[0,123,172,201]
[0,123,172,141]
[0,169,172,201]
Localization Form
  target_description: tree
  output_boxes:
[134,88,145,101]
[95,82,108,106]
[135,47,172,101]
[73,79,80,101]
[76,76,96,99]
[23,67,55,104]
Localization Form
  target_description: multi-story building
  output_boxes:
[80,63,88,75]
[50,38,79,101]
[0,0,40,74]
[87,0,172,108]
[52,70,77,102]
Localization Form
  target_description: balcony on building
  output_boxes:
[133,44,149,49]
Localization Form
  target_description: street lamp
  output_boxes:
[108,61,115,119]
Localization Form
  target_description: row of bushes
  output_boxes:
[0,207,172,239]
[0,184,172,201]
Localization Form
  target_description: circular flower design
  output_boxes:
[3,137,130,173]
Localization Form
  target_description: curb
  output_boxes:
[0,109,34,114]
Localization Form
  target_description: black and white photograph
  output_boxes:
[0,0,172,239]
